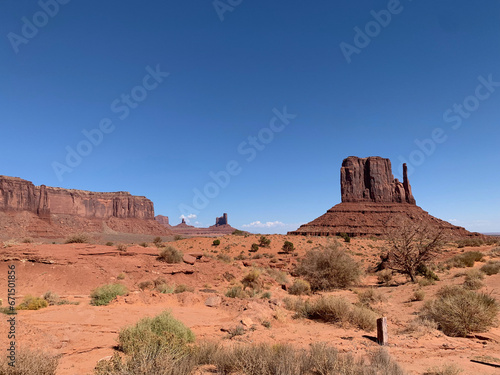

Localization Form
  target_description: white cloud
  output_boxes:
[242,220,303,234]
[180,214,197,224]
[242,221,286,228]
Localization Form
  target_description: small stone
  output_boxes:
[205,296,222,307]
[183,254,196,265]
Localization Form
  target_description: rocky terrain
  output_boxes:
[0,234,498,375]
[290,156,474,237]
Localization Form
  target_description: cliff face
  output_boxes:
[0,176,154,220]
[340,156,415,204]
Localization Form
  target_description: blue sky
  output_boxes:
[1,0,499,233]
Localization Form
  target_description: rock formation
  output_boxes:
[340,156,415,204]
[215,213,228,226]
[154,215,170,226]
[155,212,240,237]
[289,156,473,237]
[0,175,170,238]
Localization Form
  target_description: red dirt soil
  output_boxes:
[0,235,499,375]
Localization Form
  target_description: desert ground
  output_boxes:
[0,233,499,375]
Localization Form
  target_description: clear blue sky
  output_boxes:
[1,1,499,233]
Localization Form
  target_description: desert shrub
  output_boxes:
[424,363,463,375]
[0,349,58,375]
[259,236,271,247]
[43,291,60,306]
[250,243,259,252]
[216,253,232,263]
[416,264,439,281]
[153,236,163,247]
[105,241,114,246]
[138,280,153,290]
[118,310,194,355]
[377,269,393,285]
[17,295,48,310]
[235,252,248,260]
[261,292,271,299]
[489,246,500,258]
[303,296,377,331]
[116,244,127,252]
[174,234,184,241]
[480,261,500,275]
[421,285,499,336]
[225,285,246,298]
[116,273,125,280]
[265,268,290,284]
[339,232,351,243]
[158,246,183,263]
[174,284,194,293]
[288,279,311,296]
[295,242,361,291]
[282,240,295,253]
[402,316,438,336]
[64,233,88,244]
[307,239,313,243]
[447,251,484,268]
[242,269,261,291]
[357,288,384,306]
[22,238,33,243]
[457,237,484,248]
[90,283,128,306]
[139,242,148,247]
[212,239,220,246]
[463,269,485,290]
[412,289,426,301]
[232,229,245,236]
[418,278,436,287]
[155,283,175,294]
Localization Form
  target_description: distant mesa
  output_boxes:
[155,212,240,237]
[289,156,474,238]
[0,175,171,239]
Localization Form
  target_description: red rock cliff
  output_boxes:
[0,176,154,220]
[340,156,415,204]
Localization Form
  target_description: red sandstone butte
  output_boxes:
[0,175,170,238]
[289,156,473,237]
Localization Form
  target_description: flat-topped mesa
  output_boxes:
[340,156,415,204]
[0,175,154,220]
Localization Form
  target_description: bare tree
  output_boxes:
[385,218,445,282]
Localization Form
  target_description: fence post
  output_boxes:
[377,317,388,346]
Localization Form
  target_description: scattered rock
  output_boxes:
[205,296,222,307]
[183,254,196,265]
[240,318,254,327]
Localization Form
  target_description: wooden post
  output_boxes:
[377,317,388,346]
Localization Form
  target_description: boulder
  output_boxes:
[182,254,196,265]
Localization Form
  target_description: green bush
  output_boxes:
[139,242,148,247]
[422,285,499,337]
[225,285,247,298]
[339,232,351,243]
[259,236,271,247]
[174,284,194,293]
[288,279,311,295]
[64,233,89,244]
[90,283,128,306]
[480,261,500,275]
[296,243,362,290]
[43,291,60,306]
[212,239,220,246]
[105,241,114,246]
[447,251,484,268]
[118,310,194,356]
[297,296,377,331]
[17,295,48,310]
[250,243,259,252]
[457,238,484,248]
[158,246,183,263]
[282,240,295,253]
